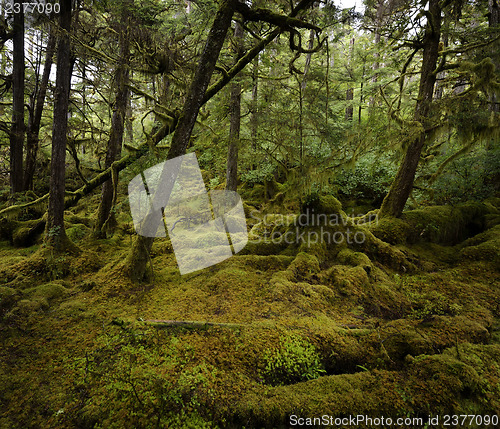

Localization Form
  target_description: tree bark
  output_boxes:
[94,13,130,238]
[379,0,441,218]
[345,36,355,121]
[226,20,243,192]
[250,55,259,168]
[488,0,499,112]
[10,1,24,194]
[45,0,72,250]
[369,0,385,107]
[24,26,56,191]
[125,0,236,282]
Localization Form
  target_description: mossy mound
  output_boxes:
[460,224,500,264]
[12,219,46,247]
[301,194,344,216]
[66,223,90,242]
[26,282,68,301]
[230,344,499,427]
[402,201,490,244]
[369,217,412,245]
[371,201,494,246]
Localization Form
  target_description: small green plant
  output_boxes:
[47,225,61,238]
[261,333,325,386]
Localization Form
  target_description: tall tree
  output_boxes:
[24,26,56,190]
[488,0,499,112]
[345,35,355,121]
[226,20,244,192]
[94,2,131,238]
[125,0,237,281]
[45,0,73,250]
[10,1,24,193]
[379,0,442,217]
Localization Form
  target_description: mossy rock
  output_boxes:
[287,252,320,282]
[459,224,500,264]
[337,248,373,271]
[12,219,46,247]
[369,217,412,245]
[26,282,67,301]
[66,224,89,242]
[402,201,490,244]
[322,265,370,296]
[301,194,343,216]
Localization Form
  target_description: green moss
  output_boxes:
[369,217,411,245]
[12,219,45,247]
[302,194,343,216]
[287,252,320,282]
[298,235,328,262]
[239,239,289,256]
[260,333,325,385]
[0,286,19,313]
[460,224,500,264]
[66,223,89,242]
[26,282,67,301]
[402,201,491,244]
[337,248,372,269]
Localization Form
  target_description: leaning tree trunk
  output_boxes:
[45,0,72,250]
[25,26,56,191]
[226,20,243,192]
[125,0,236,282]
[10,1,24,194]
[379,0,441,218]
[94,17,130,238]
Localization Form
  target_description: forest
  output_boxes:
[0,0,499,427]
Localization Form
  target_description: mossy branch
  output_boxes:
[144,320,242,330]
[0,193,49,218]
[234,2,320,32]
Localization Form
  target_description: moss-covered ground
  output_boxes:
[0,195,499,428]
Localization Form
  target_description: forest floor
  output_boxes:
[0,190,499,428]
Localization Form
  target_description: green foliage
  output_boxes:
[430,145,500,204]
[261,333,325,386]
[334,157,396,204]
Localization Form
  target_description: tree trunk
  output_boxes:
[10,1,24,194]
[379,0,441,218]
[226,20,243,192]
[250,55,259,168]
[45,0,72,250]
[488,0,499,112]
[345,36,355,121]
[94,15,130,238]
[125,0,236,282]
[369,0,385,107]
[24,27,56,191]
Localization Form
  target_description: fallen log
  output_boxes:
[143,319,242,330]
